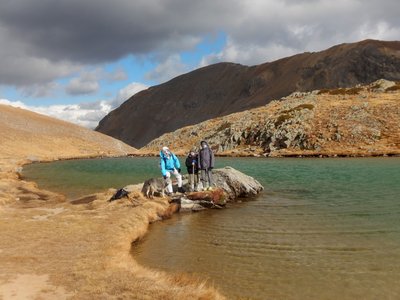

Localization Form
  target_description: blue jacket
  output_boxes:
[160,151,181,176]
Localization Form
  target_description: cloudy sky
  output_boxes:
[0,0,399,128]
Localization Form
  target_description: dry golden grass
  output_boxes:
[0,104,136,160]
[0,179,225,299]
[0,104,224,299]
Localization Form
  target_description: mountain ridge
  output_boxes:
[96,39,400,148]
[141,79,400,157]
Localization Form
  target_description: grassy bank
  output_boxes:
[0,156,225,299]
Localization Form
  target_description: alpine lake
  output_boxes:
[23,156,400,299]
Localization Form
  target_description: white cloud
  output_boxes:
[0,81,148,128]
[200,37,299,66]
[145,54,189,83]
[0,98,109,128]
[64,67,129,96]
[198,0,400,66]
[65,70,101,95]
[107,68,128,82]
[19,82,60,98]
[0,98,27,108]
[113,82,149,106]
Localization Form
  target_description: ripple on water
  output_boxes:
[23,157,400,300]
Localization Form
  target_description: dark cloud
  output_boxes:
[0,0,399,86]
[202,0,400,65]
[0,0,234,63]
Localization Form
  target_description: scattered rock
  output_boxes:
[369,79,396,91]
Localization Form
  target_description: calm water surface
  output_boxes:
[23,157,400,299]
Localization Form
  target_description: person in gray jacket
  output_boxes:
[198,140,215,190]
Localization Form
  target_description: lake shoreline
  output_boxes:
[2,153,399,299]
[134,149,400,158]
[0,155,226,299]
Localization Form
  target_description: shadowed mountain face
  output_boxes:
[96,40,400,148]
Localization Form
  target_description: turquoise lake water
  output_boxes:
[23,157,400,299]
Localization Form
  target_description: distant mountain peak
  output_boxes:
[96,39,400,148]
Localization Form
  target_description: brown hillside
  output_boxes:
[141,80,400,157]
[97,39,400,148]
[0,104,136,161]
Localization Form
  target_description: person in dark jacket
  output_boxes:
[185,149,199,191]
[198,140,215,190]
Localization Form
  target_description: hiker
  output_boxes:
[198,141,214,190]
[185,149,200,191]
[160,146,184,195]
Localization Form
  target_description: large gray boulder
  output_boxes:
[178,167,263,212]
[212,166,264,200]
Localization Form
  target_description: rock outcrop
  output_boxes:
[212,167,264,200]
[171,167,263,212]
[142,80,400,157]
[96,39,400,148]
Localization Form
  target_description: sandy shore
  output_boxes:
[0,156,225,299]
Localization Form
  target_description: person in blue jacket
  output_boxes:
[160,146,184,194]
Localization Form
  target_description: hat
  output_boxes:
[162,146,169,152]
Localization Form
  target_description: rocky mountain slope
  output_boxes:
[96,39,400,148]
[0,104,136,161]
[141,80,400,157]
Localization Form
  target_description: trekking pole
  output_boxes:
[192,161,195,191]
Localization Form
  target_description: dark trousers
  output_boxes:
[200,169,213,188]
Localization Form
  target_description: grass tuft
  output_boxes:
[318,87,362,95]
[385,84,400,92]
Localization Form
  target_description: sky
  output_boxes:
[0,0,399,128]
